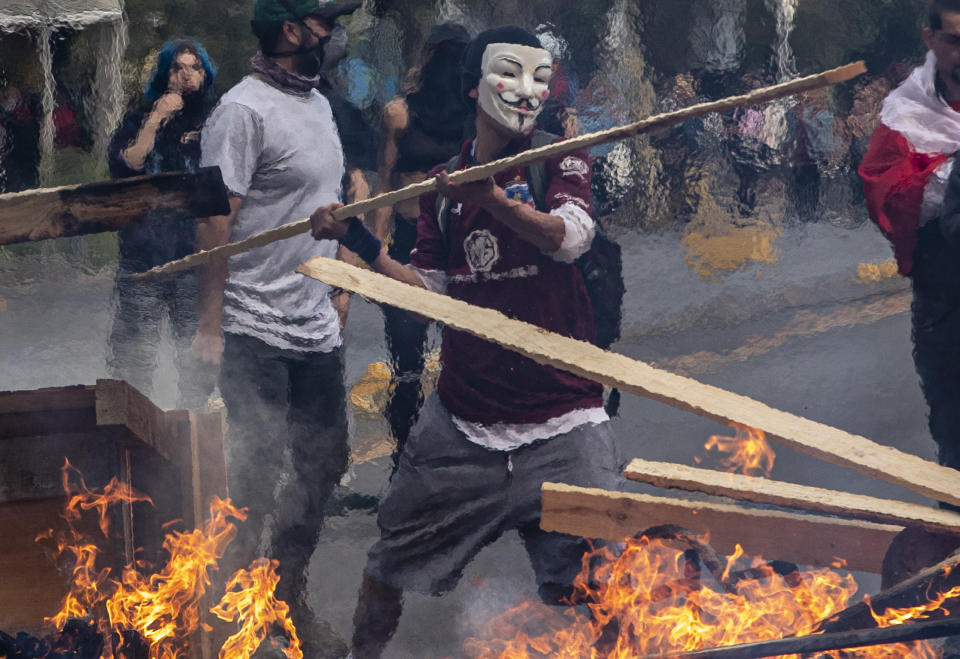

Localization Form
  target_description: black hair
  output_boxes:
[930,0,960,29]
[460,25,543,106]
[251,20,285,53]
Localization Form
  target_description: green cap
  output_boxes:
[252,0,359,27]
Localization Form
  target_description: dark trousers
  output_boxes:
[107,256,212,408]
[219,333,349,612]
[382,217,429,463]
[107,221,213,408]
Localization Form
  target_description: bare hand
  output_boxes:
[152,93,184,124]
[435,171,506,210]
[191,327,224,365]
[310,202,348,240]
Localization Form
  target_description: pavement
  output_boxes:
[0,220,937,657]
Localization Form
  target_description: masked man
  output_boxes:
[860,0,960,478]
[311,26,622,658]
[193,1,359,655]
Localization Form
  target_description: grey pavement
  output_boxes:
[0,221,934,656]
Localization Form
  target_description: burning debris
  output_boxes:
[3,461,305,659]
[697,424,776,479]
[462,533,958,659]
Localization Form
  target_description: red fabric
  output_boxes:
[859,122,948,275]
[53,104,80,148]
[411,137,603,425]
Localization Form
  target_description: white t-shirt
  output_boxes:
[201,75,344,352]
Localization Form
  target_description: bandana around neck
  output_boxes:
[251,51,318,94]
[881,50,960,155]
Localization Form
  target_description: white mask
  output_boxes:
[477,42,553,136]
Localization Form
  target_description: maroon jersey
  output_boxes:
[410,136,603,425]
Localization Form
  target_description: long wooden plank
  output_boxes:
[133,62,866,282]
[625,458,960,534]
[297,257,960,507]
[540,483,900,573]
[0,167,230,245]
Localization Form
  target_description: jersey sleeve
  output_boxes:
[859,122,949,275]
[544,146,595,263]
[200,102,263,198]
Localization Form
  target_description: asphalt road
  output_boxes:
[0,221,937,656]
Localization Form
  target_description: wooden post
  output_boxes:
[0,167,230,246]
[297,257,960,509]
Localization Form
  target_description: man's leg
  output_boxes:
[217,335,290,585]
[169,269,217,411]
[511,420,623,604]
[383,218,429,464]
[352,394,510,657]
[106,254,165,398]
[271,348,350,657]
[351,570,404,659]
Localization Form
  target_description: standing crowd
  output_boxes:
[99,0,960,655]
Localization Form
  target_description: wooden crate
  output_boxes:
[0,379,227,640]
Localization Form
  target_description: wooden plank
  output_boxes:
[540,483,901,573]
[0,167,230,246]
[624,458,960,535]
[94,379,173,460]
[135,62,867,283]
[0,384,97,439]
[297,257,960,508]
[194,410,228,506]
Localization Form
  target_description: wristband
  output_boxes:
[339,217,382,265]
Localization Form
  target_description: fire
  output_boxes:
[699,423,776,477]
[464,535,952,659]
[211,559,303,659]
[38,461,305,658]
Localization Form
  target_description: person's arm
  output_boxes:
[370,98,409,240]
[432,171,567,253]
[192,196,242,364]
[121,93,184,171]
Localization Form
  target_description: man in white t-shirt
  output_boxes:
[193,0,359,655]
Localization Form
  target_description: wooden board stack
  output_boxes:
[298,257,960,573]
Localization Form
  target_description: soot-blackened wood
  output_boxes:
[0,167,230,245]
[814,548,960,634]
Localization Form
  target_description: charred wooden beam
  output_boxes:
[655,616,960,659]
[0,167,230,246]
[625,459,960,535]
[540,483,900,572]
[296,257,960,509]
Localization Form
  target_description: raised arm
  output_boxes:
[370,98,409,240]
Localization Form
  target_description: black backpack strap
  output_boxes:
[525,129,558,212]
[435,154,461,239]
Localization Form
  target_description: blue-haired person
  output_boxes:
[106,38,218,409]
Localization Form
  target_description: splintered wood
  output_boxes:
[624,459,960,535]
[540,483,900,572]
[297,257,960,508]
[0,167,230,245]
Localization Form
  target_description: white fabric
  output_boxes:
[922,159,956,223]
[407,265,448,294]
[549,201,595,263]
[201,76,344,353]
[478,43,553,136]
[881,50,960,155]
[453,406,609,451]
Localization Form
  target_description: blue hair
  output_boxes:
[145,38,217,102]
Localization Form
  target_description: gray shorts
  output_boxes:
[366,393,622,600]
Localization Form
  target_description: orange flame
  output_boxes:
[41,461,304,658]
[700,423,776,477]
[211,558,303,659]
[464,535,950,659]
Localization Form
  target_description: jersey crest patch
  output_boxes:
[464,229,500,273]
[559,155,589,182]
